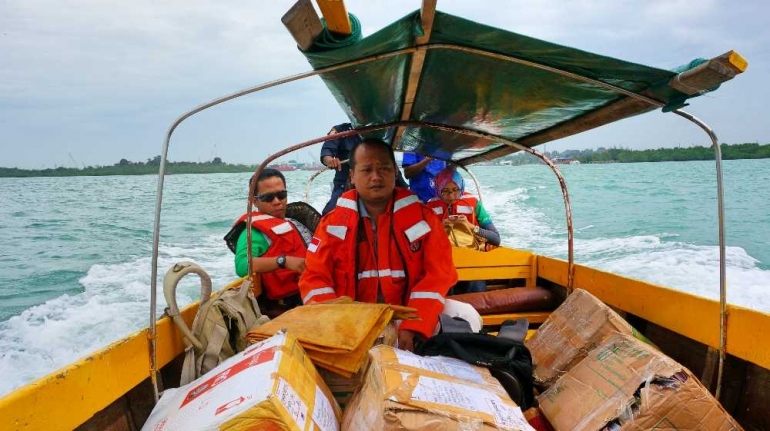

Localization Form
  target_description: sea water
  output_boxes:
[0,159,768,395]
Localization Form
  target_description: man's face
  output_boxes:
[255,176,287,218]
[350,144,396,205]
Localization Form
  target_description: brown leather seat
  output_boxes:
[450,287,557,315]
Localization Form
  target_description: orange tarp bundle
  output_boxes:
[247,302,396,377]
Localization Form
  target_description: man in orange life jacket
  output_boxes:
[299,139,459,352]
[224,169,310,312]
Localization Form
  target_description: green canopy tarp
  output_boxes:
[300,10,721,163]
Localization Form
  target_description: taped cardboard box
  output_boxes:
[342,345,535,431]
[142,330,341,431]
[319,321,398,409]
[538,332,743,431]
[525,289,634,387]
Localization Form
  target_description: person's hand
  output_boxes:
[323,156,342,171]
[455,215,475,231]
[397,329,421,352]
[285,256,305,274]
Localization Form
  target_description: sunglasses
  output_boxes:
[256,190,288,202]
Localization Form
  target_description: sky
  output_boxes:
[1,0,769,169]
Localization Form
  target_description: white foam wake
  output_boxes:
[0,234,235,396]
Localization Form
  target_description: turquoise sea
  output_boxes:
[1,159,769,395]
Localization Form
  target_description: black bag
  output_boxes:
[416,332,535,409]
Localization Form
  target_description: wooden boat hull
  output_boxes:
[2,248,768,430]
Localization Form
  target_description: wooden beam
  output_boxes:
[316,0,352,35]
[417,0,438,45]
[393,0,437,147]
[669,50,748,95]
[482,311,551,326]
[282,0,324,51]
[458,50,747,166]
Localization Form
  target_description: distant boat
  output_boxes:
[267,163,297,171]
[299,162,324,171]
[553,158,580,165]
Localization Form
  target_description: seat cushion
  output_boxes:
[451,287,557,315]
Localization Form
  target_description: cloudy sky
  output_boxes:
[2,0,768,169]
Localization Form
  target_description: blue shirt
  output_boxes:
[402,153,446,202]
[320,123,360,187]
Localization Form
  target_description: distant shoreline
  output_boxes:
[2,143,768,177]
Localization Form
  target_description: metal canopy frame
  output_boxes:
[303,157,483,203]
[149,42,728,401]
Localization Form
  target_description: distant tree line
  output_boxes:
[0,156,257,178]
[3,143,769,177]
[501,142,770,165]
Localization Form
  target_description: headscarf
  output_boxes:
[432,167,465,199]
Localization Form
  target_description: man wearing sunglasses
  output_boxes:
[224,168,310,314]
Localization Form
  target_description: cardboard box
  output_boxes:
[142,331,341,431]
[342,345,535,431]
[525,289,634,387]
[318,321,398,409]
[538,332,743,431]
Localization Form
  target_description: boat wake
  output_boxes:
[481,183,770,314]
[0,235,235,397]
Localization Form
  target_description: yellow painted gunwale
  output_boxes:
[0,303,197,431]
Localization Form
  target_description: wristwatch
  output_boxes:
[276,255,287,268]
[473,225,480,234]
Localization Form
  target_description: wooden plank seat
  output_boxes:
[452,247,538,286]
[451,247,557,329]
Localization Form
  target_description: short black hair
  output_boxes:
[250,168,286,197]
[349,139,397,171]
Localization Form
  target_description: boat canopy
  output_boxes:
[299,10,741,164]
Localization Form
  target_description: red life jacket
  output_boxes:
[231,212,307,300]
[300,187,456,337]
[426,193,479,226]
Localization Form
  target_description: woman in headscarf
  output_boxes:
[428,167,501,246]
[427,167,501,294]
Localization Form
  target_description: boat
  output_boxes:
[299,162,325,171]
[266,163,298,171]
[1,1,765,430]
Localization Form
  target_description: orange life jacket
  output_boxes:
[426,193,479,226]
[230,212,307,300]
[299,187,457,338]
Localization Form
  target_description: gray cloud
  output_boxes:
[1,0,768,168]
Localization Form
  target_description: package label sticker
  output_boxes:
[312,386,339,431]
[408,376,534,431]
[277,378,308,430]
[394,350,485,384]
